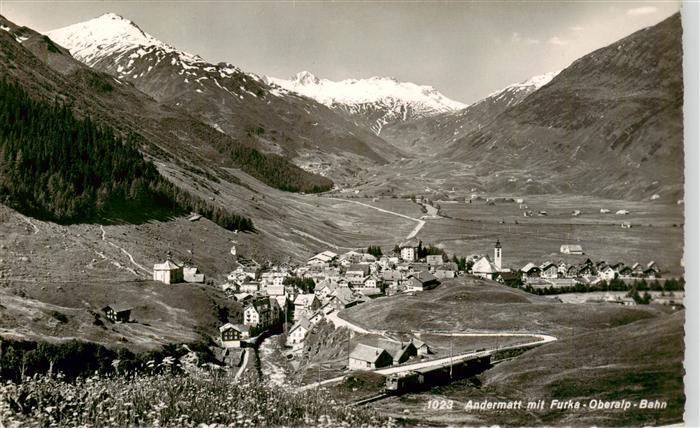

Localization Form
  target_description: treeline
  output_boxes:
[0,78,252,231]
[283,276,316,294]
[366,245,383,258]
[0,339,217,382]
[217,142,333,194]
[417,242,446,260]
[520,278,685,296]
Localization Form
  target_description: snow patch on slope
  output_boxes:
[485,70,561,99]
[45,13,204,67]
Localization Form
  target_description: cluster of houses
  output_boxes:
[348,339,430,370]
[216,240,448,350]
[518,259,661,287]
[456,241,662,289]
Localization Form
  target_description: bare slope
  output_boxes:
[380,71,559,156]
[478,312,685,426]
[442,13,683,201]
[360,14,683,202]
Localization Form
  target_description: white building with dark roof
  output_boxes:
[286,317,311,349]
[153,260,183,284]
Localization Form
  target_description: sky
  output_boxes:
[0,0,682,104]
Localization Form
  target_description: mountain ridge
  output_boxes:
[46,13,401,184]
[266,70,466,135]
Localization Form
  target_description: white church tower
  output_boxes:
[494,239,502,271]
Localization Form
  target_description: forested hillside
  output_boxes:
[0,78,253,230]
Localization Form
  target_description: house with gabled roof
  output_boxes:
[293,294,321,321]
[331,287,364,310]
[496,272,521,286]
[286,317,311,349]
[520,263,541,282]
[233,292,254,303]
[618,265,634,278]
[411,338,430,357]
[598,265,616,281]
[348,344,393,370]
[565,265,580,278]
[540,262,559,279]
[405,271,440,292]
[307,251,338,267]
[102,304,132,323]
[313,279,336,301]
[434,262,457,279]
[356,275,382,296]
[220,323,250,348]
[631,262,644,277]
[610,262,626,273]
[381,340,418,365]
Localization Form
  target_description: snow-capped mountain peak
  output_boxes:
[486,70,561,99]
[266,71,467,134]
[46,12,204,67]
[293,70,321,85]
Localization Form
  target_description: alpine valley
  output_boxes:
[0,8,686,428]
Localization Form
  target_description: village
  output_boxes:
[81,235,671,381]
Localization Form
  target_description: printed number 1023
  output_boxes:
[427,399,454,410]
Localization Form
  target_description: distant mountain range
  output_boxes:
[265,71,466,135]
[4,10,683,204]
[46,13,399,183]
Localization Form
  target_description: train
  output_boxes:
[385,353,491,394]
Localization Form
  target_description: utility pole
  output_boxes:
[347,330,351,370]
[449,335,453,380]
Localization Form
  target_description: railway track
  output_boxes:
[350,393,390,407]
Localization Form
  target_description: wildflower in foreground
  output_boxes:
[0,372,392,427]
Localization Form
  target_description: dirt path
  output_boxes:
[100,225,152,276]
[234,349,250,381]
[290,228,359,251]
[326,310,375,334]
